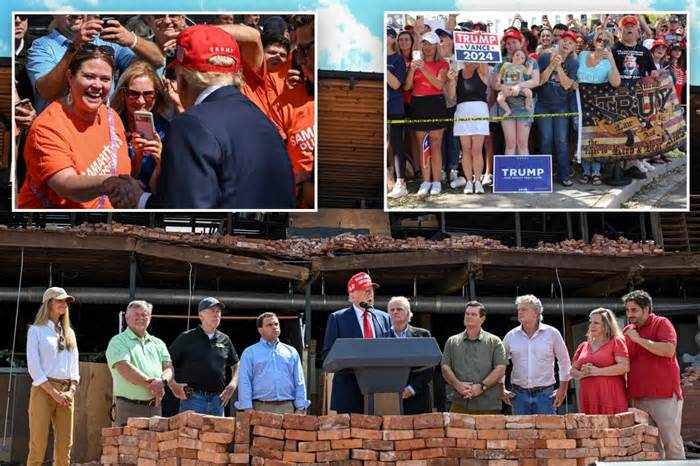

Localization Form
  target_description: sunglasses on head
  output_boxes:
[79,43,115,56]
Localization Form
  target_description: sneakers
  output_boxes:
[481,173,493,186]
[416,181,432,197]
[388,179,408,199]
[441,170,447,182]
[450,176,467,189]
[449,169,459,182]
[430,181,442,195]
[474,180,485,194]
[463,180,474,194]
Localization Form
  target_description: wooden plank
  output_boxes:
[0,230,137,251]
[577,271,644,297]
[72,362,113,463]
[134,239,309,281]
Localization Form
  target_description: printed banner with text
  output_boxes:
[579,72,686,161]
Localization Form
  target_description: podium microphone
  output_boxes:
[360,301,386,336]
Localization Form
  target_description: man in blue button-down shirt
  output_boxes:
[235,312,310,414]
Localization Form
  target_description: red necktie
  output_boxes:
[363,311,374,339]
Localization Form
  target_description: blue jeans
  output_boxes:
[442,106,460,171]
[581,160,601,177]
[179,390,224,416]
[511,385,557,415]
[536,101,571,181]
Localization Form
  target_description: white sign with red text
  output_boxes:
[454,32,501,63]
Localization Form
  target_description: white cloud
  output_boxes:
[455,0,654,8]
[318,0,382,72]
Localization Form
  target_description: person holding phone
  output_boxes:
[110,61,169,192]
[26,15,163,113]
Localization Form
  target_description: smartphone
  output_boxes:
[567,14,574,21]
[542,14,548,21]
[412,50,421,61]
[581,14,588,24]
[520,21,528,30]
[133,110,156,140]
[102,16,116,26]
[15,98,31,108]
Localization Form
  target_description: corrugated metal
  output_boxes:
[318,73,384,208]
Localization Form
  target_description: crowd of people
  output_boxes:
[386,13,687,199]
[26,279,685,464]
[13,14,316,210]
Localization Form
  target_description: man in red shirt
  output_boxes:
[623,290,685,459]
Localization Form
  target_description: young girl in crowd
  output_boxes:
[497,49,534,116]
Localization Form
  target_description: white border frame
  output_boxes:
[11,10,319,213]
[383,10,691,213]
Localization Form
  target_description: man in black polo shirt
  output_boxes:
[169,297,239,416]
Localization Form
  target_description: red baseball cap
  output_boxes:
[650,39,668,50]
[503,29,523,44]
[560,31,578,44]
[168,24,240,73]
[347,272,379,293]
[620,16,638,28]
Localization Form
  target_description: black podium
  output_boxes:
[323,337,442,415]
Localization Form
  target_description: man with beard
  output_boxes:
[27,14,163,112]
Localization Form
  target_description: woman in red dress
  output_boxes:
[571,307,629,414]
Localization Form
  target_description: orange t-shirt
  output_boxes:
[269,54,293,98]
[18,101,130,209]
[270,84,315,182]
[241,59,282,118]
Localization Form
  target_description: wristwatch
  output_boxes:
[481,383,488,392]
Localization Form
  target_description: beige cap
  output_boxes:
[42,287,75,304]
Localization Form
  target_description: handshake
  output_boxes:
[102,175,146,208]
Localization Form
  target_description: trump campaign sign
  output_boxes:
[454,31,501,63]
[493,155,552,193]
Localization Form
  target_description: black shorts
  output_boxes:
[410,94,448,131]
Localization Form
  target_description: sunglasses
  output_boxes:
[154,14,184,23]
[79,43,115,56]
[15,15,28,21]
[297,40,315,58]
[58,332,66,351]
[126,89,156,101]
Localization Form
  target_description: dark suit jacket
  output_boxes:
[321,306,392,414]
[147,86,295,209]
[390,325,434,414]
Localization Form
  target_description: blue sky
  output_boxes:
[2,0,697,84]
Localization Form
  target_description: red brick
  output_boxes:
[102,436,119,447]
[118,453,138,464]
[507,429,537,440]
[445,448,473,459]
[351,413,383,429]
[537,429,566,439]
[251,457,264,466]
[158,439,178,452]
[486,440,516,449]
[252,436,285,450]
[250,446,284,460]
[286,429,317,441]
[253,425,285,440]
[119,436,139,446]
[474,415,505,430]
[351,427,383,439]
[262,460,295,466]
[100,454,119,464]
[177,437,201,449]
[201,416,236,434]
[609,412,635,429]
[587,415,609,430]
[197,450,229,464]
[319,428,351,440]
[228,453,250,464]
[127,417,150,429]
[455,439,485,449]
[627,407,649,425]
[504,415,535,427]
[576,458,599,466]
[384,430,414,440]
[317,448,350,461]
[156,457,179,466]
[546,439,576,449]
[233,443,249,453]
[137,440,159,452]
[563,414,583,429]
[157,431,179,442]
[424,437,455,448]
[415,428,445,438]
[200,442,227,453]
[318,414,350,429]
[645,451,661,460]
[476,429,508,440]
[539,460,576,466]
[396,461,428,466]
[535,449,567,459]
[599,446,627,457]
[578,438,605,448]
[200,432,233,444]
[234,421,250,444]
[282,451,316,462]
[298,440,331,452]
[412,448,445,460]
[178,427,199,439]
[176,447,198,460]
[474,449,506,459]
[444,413,475,429]
[352,449,379,460]
[413,413,445,430]
[361,439,394,450]
[283,413,319,431]
[251,411,284,428]
[515,439,535,450]
[148,417,170,432]
[383,415,414,430]
[137,459,156,466]
[395,439,426,450]
[169,411,204,430]
[565,448,600,458]
[445,428,476,439]
[103,427,123,437]
[102,445,119,456]
[535,416,565,429]
[505,448,533,459]
[381,450,412,461]
[283,439,297,451]
[566,429,592,439]
[427,459,459,466]
[331,439,363,449]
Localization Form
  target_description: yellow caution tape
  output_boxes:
[387,112,580,125]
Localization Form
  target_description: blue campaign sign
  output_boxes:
[493,155,553,193]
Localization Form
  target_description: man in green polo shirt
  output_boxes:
[441,301,507,414]
[106,300,185,426]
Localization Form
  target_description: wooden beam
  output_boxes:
[0,231,309,282]
[577,270,644,297]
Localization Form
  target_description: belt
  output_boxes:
[116,396,155,406]
[190,388,221,397]
[47,378,72,391]
[512,384,555,393]
[254,399,294,405]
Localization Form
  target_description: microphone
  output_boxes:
[359,302,386,337]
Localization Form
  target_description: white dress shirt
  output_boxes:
[353,304,375,338]
[503,323,571,389]
[26,321,80,386]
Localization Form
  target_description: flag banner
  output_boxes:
[579,71,686,161]
[421,133,431,169]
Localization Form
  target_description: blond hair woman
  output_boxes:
[570,307,629,414]
[26,287,80,466]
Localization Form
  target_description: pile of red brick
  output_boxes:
[101,410,661,466]
[682,366,700,442]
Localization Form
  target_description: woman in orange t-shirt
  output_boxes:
[18,45,158,209]
[404,31,448,198]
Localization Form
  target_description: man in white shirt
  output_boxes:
[502,294,571,414]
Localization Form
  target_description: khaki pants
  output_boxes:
[27,384,74,466]
[114,397,161,427]
[449,403,500,415]
[632,394,685,459]
[253,400,295,414]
